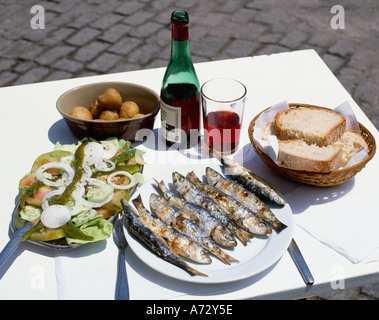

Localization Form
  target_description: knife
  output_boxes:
[287,238,314,285]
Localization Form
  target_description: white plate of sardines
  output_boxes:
[122,154,293,284]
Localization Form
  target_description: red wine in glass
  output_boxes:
[203,110,241,154]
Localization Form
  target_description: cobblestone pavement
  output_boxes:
[0,0,378,300]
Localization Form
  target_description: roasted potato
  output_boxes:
[132,113,145,119]
[89,100,104,118]
[69,88,146,121]
[97,88,122,111]
[99,110,119,120]
[119,101,140,119]
[70,106,93,120]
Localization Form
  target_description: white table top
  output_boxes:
[1,49,378,300]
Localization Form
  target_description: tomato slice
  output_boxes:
[27,226,66,242]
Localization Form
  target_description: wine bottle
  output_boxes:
[160,10,201,149]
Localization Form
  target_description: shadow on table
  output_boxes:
[235,143,356,216]
[124,245,299,299]
[48,119,79,145]
[284,177,355,215]
[54,240,107,259]
[135,128,215,162]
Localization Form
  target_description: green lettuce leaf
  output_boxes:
[54,142,77,154]
[66,209,113,245]
[117,139,131,152]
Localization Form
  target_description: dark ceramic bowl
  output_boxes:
[56,81,160,141]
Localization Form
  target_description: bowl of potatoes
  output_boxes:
[56,81,160,141]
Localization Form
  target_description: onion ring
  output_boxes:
[94,159,115,172]
[36,162,74,187]
[107,171,135,190]
[41,205,71,228]
[83,142,104,166]
[71,183,114,210]
[41,187,66,210]
[101,141,117,159]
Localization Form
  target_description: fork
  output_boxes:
[111,211,130,300]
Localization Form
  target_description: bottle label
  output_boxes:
[161,100,182,144]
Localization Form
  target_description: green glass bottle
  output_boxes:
[160,10,201,149]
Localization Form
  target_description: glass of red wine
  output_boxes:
[201,78,247,155]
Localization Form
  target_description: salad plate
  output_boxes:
[4,138,144,254]
[124,163,294,284]
[9,171,142,251]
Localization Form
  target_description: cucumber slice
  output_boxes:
[85,183,114,203]
[20,205,42,222]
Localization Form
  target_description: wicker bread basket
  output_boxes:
[248,103,376,187]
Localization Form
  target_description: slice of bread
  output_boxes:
[262,121,277,140]
[333,129,369,167]
[277,139,343,172]
[275,107,346,146]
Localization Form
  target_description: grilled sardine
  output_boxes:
[150,188,238,265]
[187,170,270,235]
[173,171,253,246]
[132,194,211,264]
[121,199,207,277]
[212,151,286,207]
[161,173,237,248]
[206,167,287,232]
